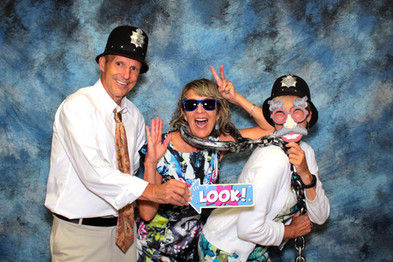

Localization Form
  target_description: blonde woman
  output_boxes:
[135,73,274,261]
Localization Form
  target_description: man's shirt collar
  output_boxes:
[95,79,129,116]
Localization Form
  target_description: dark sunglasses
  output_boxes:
[182,99,219,111]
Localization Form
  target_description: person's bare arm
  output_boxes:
[210,65,274,139]
[286,142,316,201]
[283,212,312,240]
[138,117,190,221]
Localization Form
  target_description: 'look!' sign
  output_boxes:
[188,179,254,214]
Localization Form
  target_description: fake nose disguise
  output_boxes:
[283,115,297,129]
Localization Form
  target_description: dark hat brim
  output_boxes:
[262,96,318,128]
[95,52,149,74]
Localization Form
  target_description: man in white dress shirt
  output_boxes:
[45,25,189,261]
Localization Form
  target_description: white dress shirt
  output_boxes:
[45,79,148,219]
[203,142,330,262]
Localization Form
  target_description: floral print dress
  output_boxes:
[135,135,220,262]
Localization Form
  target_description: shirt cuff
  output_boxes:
[115,176,149,210]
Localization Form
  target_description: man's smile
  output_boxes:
[115,79,129,86]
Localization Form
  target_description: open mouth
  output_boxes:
[282,132,303,142]
[195,118,208,128]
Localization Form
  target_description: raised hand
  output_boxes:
[145,117,171,165]
[210,65,237,103]
[286,142,310,177]
[286,142,317,200]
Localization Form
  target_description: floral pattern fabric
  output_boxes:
[198,233,240,261]
[136,134,220,262]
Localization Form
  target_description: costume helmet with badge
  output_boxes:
[262,74,318,128]
[96,25,149,74]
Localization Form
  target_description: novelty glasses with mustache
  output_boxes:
[182,99,219,111]
[271,106,309,125]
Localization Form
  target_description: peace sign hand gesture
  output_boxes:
[210,65,238,104]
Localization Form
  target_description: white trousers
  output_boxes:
[50,215,136,262]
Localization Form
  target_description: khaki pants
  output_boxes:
[50,215,136,262]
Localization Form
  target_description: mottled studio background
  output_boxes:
[1,0,392,261]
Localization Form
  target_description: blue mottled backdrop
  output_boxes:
[1,0,392,261]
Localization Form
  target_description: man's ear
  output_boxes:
[98,56,106,72]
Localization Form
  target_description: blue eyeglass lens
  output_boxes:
[183,99,217,111]
[201,99,217,110]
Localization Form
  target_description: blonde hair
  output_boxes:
[170,79,232,137]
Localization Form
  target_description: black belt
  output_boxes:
[53,213,117,227]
